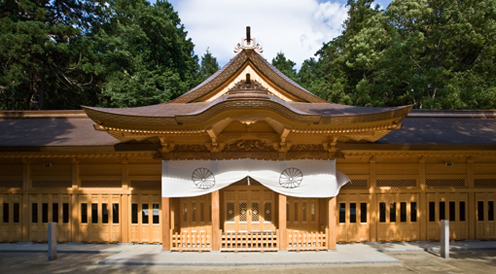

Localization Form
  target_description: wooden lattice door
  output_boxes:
[223,185,275,232]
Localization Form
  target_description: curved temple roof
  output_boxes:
[82,46,412,144]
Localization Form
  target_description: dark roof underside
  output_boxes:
[1,112,495,148]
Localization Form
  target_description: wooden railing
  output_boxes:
[287,229,327,251]
[171,230,211,251]
[170,229,327,252]
[221,231,278,251]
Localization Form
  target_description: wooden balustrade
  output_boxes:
[287,229,327,251]
[170,229,328,251]
[221,231,278,251]
[171,230,211,251]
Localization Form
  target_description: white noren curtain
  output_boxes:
[162,159,350,198]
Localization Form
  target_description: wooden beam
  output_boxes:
[327,197,337,250]
[211,190,220,251]
[161,197,170,251]
[278,193,287,251]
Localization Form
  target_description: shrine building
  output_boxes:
[1,30,495,252]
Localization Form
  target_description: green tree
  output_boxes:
[199,48,220,81]
[271,51,298,82]
[0,0,104,110]
[314,0,379,106]
[93,0,200,107]
[314,0,496,109]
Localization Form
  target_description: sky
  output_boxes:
[151,0,393,68]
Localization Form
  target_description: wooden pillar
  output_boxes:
[71,158,79,242]
[161,197,170,251]
[419,157,427,241]
[467,159,476,239]
[22,158,30,242]
[369,157,377,242]
[278,193,287,251]
[211,190,220,251]
[121,158,129,243]
[327,197,337,250]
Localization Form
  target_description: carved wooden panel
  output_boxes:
[223,140,276,152]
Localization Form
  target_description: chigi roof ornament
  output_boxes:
[234,26,263,55]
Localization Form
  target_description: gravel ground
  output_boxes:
[1,250,495,274]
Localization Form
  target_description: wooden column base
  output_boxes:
[211,190,220,251]
[327,197,337,250]
[162,197,170,251]
[278,193,287,251]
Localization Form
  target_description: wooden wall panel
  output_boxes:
[425,163,467,175]
[474,163,496,175]
[376,163,418,175]
[79,164,121,176]
[30,164,72,177]
[128,164,161,176]
[336,163,369,175]
[0,164,23,176]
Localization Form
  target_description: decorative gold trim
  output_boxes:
[291,123,398,135]
[100,125,206,135]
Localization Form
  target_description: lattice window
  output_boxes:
[239,202,247,222]
[342,179,368,189]
[32,180,72,188]
[81,180,121,188]
[252,202,259,222]
[474,179,496,188]
[377,179,417,187]
[227,202,234,222]
[0,180,22,188]
[426,179,466,187]
[131,180,160,189]
[264,202,272,222]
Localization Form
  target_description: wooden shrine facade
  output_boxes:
[1,30,496,251]
[1,145,496,251]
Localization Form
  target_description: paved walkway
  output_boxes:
[0,241,494,266]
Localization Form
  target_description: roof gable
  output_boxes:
[170,49,328,104]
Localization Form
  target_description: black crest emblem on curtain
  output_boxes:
[279,168,303,188]
[192,168,215,189]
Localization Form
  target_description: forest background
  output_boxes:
[1,0,495,110]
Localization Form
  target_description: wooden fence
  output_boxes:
[221,231,278,251]
[287,229,327,251]
[171,230,211,251]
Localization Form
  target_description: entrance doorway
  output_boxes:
[221,180,278,251]
[223,182,276,232]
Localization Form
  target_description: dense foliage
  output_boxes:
[199,48,220,82]
[2,0,495,110]
[0,0,203,109]
[299,0,496,109]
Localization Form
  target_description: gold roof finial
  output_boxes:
[234,26,263,55]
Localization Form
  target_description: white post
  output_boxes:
[440,220,449,259]
[48,222,57,261]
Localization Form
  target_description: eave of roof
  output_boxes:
[1,109,496,150]
[82,96,412,130]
